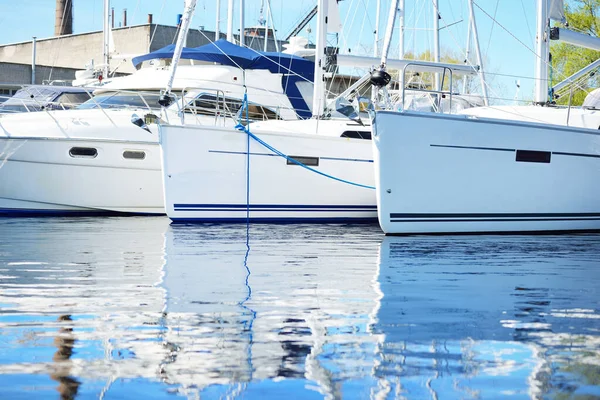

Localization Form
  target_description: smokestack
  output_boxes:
[148,14,153,24]
[111,7,115,28]
[122,9,127,27]
[54,0,73,36]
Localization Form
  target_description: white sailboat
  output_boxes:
[159,0,378,223]
[371,0,600,234]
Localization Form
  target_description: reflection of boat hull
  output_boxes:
[161,121,377,223]
[0,138,163,215]
[373,110,600,234]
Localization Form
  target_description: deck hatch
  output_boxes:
[69,147,98,158]
[287,156,319,166]
[516,150,551,163]
[123,150,146,160]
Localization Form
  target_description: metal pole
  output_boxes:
[263,25,268,52]
[215,0,221,41]
[534,0,549,104]
[373,0,381,57]
[31,37,36,84]
[240,0,245,46]
[166,0,197,94]
[266,0,278,51]
[263,0,268,52]
[462,16,471,93]
[227,0,234,42]
[380,0,400,67]
[398,0,405,89]
[103,0,110,79]
[312,0,328,118]
[468,0,488,105]
[433,0,440,90]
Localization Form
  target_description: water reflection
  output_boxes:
[160,223,383,398]
[51,315,80,400]
[376,235,600,399]
[0,218,599,398]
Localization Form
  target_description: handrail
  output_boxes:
[401,63,453,113]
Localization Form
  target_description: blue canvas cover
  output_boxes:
[132,39,314,80]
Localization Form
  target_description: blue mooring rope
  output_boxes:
[234,96,375,190]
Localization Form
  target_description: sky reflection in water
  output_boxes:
[0,217,598,399]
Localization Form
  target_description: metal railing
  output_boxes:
[401,63,454,114]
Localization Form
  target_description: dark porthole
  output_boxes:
[69,147,98,158]
[341,131,372,140]
[123,150,146,160]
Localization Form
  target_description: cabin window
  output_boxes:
[123,150,146,160]
[287,156,319,166]
[184,94,280,121]
[515,150,551,163]
[54,93,93,109]
[244,104,280,121]
[69,147,98,158]
[341,131,372,140]
[184,94,243,116]
[77,91,162,110]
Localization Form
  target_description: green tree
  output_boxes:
[551,0,600,105]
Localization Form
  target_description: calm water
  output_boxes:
[0,217,599,399]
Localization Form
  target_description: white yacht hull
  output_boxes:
[160,122,377,223]
[373,110,600,234]
[0,138,164,215]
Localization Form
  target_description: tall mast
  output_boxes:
[380,0,400,67]
[462,15,472,93]
[398,0,405,88]
[165,0,197,95]
[398,0,405,58]
[103,0,110,79]
[467,0,488,105]
[433,0,440,90]
[534,0,550,104]
[266,0,278,51]
[227,0,234,42]
[240,0,245,46]
[373,0,381,57]
[215,0,221,41]
[312,0,329,118]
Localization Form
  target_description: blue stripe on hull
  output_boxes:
[170,216,379,224]
[174,203,377,210]
[0,209,157,217]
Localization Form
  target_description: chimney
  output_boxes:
[54,0,73,36]
[148,14,153,24]
[122,9,127,27]
[111,7,115,28]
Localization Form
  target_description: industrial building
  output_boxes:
[0,0,282,97]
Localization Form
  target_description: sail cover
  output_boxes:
[549,0,566,23]
[132,39,314,80]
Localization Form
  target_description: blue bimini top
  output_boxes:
[132,39,314,118]
[132,39,314,80]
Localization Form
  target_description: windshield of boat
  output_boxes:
[0,87,92,113]
[77,91,162,110]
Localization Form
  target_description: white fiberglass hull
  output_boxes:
[160,122,376,223]
[373,110,600,234]
[0,138,163,215]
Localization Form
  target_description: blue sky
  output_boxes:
[0,0,546,103]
